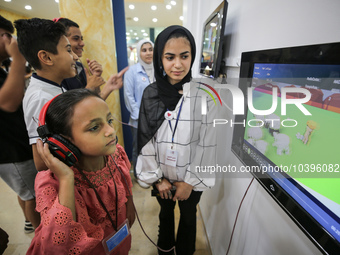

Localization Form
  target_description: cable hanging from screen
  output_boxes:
[226,177,255,255]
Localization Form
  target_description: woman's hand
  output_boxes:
[155,178,173,199]
[172,182,193,201]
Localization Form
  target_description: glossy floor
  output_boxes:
[0,174,211,255]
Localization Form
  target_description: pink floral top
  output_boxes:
[27,144,133,255]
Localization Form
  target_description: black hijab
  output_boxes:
[154,25,196,111]
[138,25,196,153]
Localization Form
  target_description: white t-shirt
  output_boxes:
[23,74,65,145]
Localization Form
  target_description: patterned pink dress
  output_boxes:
[27,144,133,255]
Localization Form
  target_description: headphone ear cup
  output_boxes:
[45,134,81,167]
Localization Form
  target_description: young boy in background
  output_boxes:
[55,18,104,91]
[15,18,127,171]
[56,17,126,100]
[15,18,79,171]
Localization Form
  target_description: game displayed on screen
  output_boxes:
[242,63,340,242]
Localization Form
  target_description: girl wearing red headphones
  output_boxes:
[27,89,135,255]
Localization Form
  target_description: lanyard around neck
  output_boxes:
[77,158,118,231]
[168,97,184,144]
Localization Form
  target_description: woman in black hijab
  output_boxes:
[137,25,196,153]
[136,25,216,255]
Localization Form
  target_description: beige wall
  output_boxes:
[0,9,29,34]
[59,0,124,147]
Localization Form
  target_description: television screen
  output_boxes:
[231,42,340,254]
[199,0,228,79]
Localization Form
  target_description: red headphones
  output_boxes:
[37,95,81,167]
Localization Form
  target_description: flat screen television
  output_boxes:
[199,0,228,79]
[231,42,340,254]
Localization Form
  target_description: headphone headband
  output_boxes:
[36,94,81,167]
[37,95,60,138]
[39,95,60,127]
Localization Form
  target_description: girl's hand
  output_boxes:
[36,139,74,180]
[155,178,173,199]
[37,139,76,220]
[172,182,193,201]
[126,196,135,228]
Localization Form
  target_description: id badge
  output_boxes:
[165,148,178,167]
[102,219,130,254]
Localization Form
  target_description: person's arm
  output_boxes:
[125,196,135,228]
[0,34,26,112]
[123,69,139,120]
[99,67,129,100]
[135,137,163,184]
[183,87,217,190]
[32,144,48,171]
[36,139,76,220]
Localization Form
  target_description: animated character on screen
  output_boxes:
[296,120,318,145]
[272,132,290,155]
[247,127,268,155]
[265,114,280,135]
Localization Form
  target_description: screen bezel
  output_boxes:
[231,42,340,255]
[199,0,228,79]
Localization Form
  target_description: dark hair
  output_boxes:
[0,15,14,33]
[55,18,79,34]
[14,18,66,70]
[46,89,102,138]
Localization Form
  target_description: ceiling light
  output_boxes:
[136,37,139,40]
[129,4,135,10]
[133,17,139,22]
[25,5,32,10]
[126,32,130,35]
[171,1,176,5]
[151,5,157,11]
[4,0,11,2]
[134,33,137,36]
[180,16,184,21]
[143,33,148,36]
[152,18,158,22]
[55,0,59,3]
[166,5,171,10]
[141,29,145,32]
